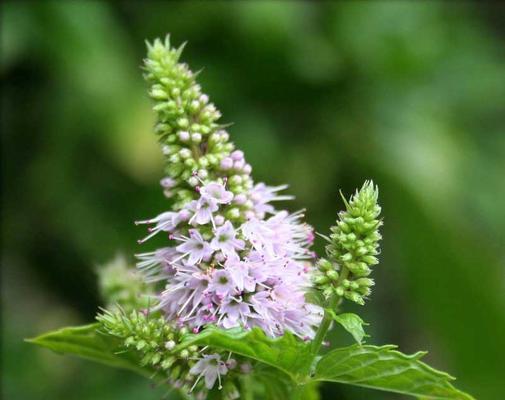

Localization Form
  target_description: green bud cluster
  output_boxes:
[97,255,152,312]
[98,309,246,398]
[144,36,253,210]
[97,309,199,389]
[315,181,382,305]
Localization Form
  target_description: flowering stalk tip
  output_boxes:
[129,35,324,395]
[315,180,382,306]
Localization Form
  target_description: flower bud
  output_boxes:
[344,291,364,305]
[314,275,329,285]
[231,150,244,161]
[227,208,240,219]
[218,158,232,171]
[165,340,176,350]
[191,132,202,143]
[243,164,252,174]
[177,118,189,128]
[179,148,191,159]
[178,130,190,142]
[326,270,339,281]
[188,176,199,187]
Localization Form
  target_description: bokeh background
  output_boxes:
[2,1,504,399]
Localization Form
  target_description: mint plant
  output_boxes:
[28,36,473,400]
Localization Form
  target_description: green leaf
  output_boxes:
[26,324,151,378]
[176,326,312,380]
[327,310,368,344]
[314,344,474,400]
[252,366,320,400]
[253,366,294,400]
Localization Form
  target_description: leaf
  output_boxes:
[175,326,312,380]
[253,365,320,400]
[253,366,294,400]
[327,310,368,344]
[314,345,474,400]
[26,324,150,378]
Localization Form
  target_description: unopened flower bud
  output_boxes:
[243,164,252,174]
[229,175,242,186]
[341,252,353,262]
[220,157,233,170]
[326,270,339,281]
[231,150,244,161]
[234,159,245,170]
[177,118,189,128]
[344,291,364,305]
[198,157,209,168]
[165,340,176,350]
[314,275,329,285]
[178,130,190,141]
[179,148,191,159]
[190,100,200,112]
[317,258,333,271]
[161,356,176,369]
[233,193,247,205]
[227,208,240,219]
[191,133,202,143]
[240,362,252,374]
[214,215,225,226]
[355,278,374,287]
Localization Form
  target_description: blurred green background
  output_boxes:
[2,1,504,399]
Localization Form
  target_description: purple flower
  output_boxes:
[249,183,293,218]
[136,247,178,282]
[189,197,219,225]
[199,182,233,204]
[241,218,274,253]
[219,297,251,329]
[224,256,255,292]
[210,221,245,257]
[210,269,235,297]
[189,354,228,390]
[175,229,213,265]
[135,211,179,243]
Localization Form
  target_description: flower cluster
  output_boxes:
[314,181,382,305]
[98,309,245,399]
[97,254,152,311]
[137,180,322,339]
[138,36,323,344]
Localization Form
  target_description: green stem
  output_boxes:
[240,374,254,400]
[310,295,338,356]
[310,268,349,356]
[290,383,307,400]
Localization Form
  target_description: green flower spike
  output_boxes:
[144,36,253,211]
[315,180,382,306]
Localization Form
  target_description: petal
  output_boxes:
[204,369,218,389]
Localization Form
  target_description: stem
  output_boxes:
[290,383,308,400]
[240,374,254,400]
[310,295,338,355]
[310,268,349,356]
